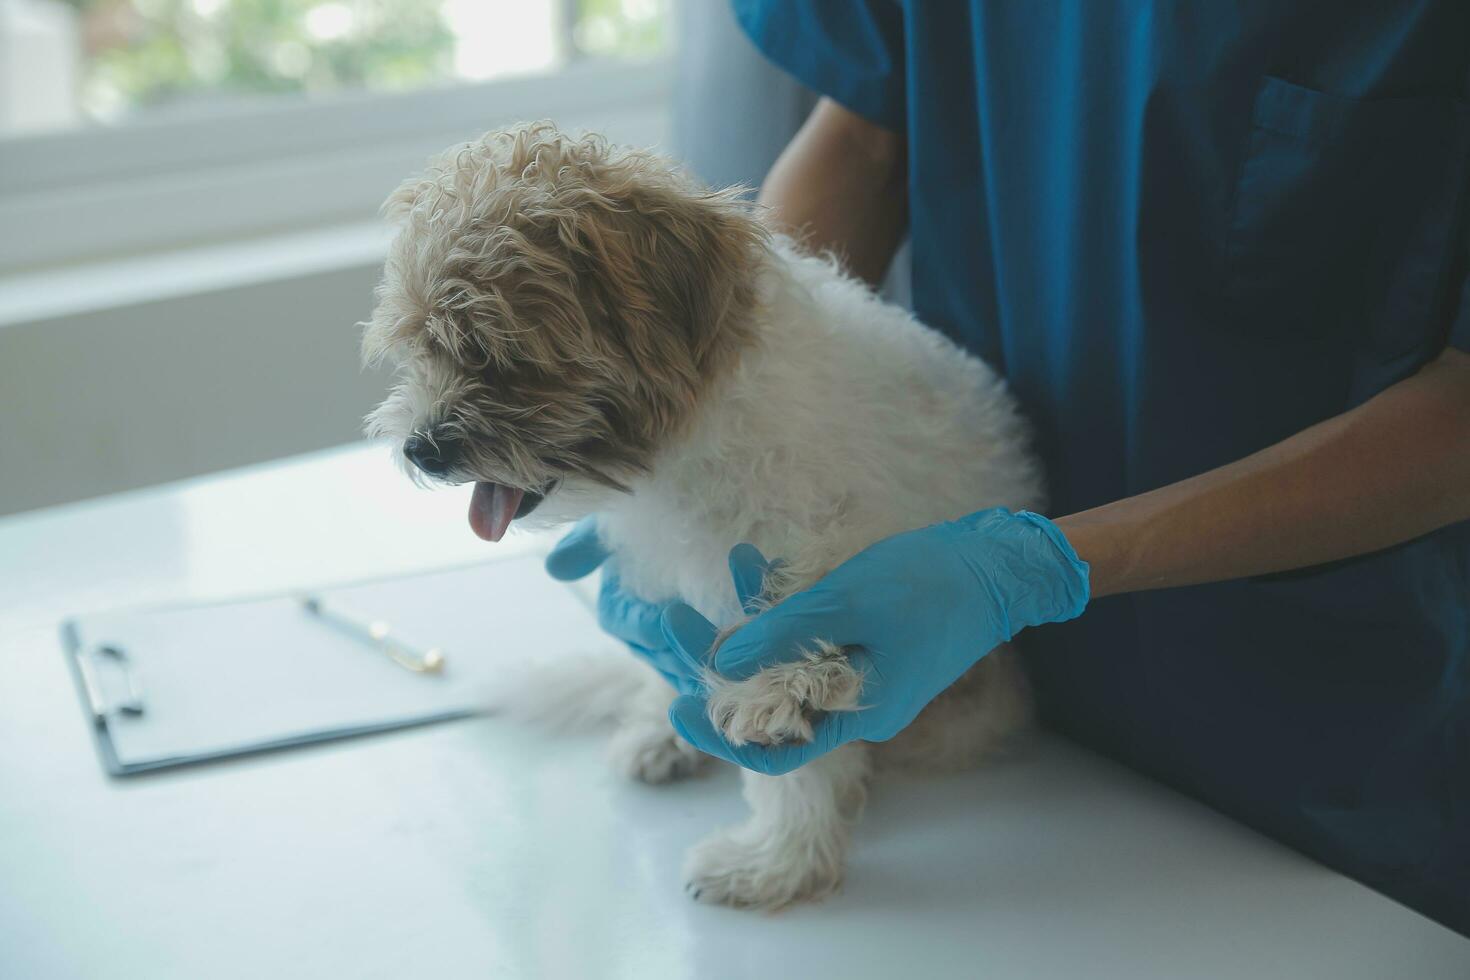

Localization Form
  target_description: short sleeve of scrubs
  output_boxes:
[731,0,906,130]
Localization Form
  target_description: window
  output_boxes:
[0,0,673,272]
[3,0,667,136]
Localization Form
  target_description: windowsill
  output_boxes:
[0,221,394,327]
[0,59,671,273]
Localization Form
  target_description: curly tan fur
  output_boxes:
[362,122,769,491]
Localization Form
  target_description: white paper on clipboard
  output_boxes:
[62,554,613,775]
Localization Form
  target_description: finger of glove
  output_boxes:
[667,695,844,775]
[627,642,700,695]
[711,588,861,681]
[660,602,720,678]
[596,570,667,650]
[727,543,771,614]
[544,517,609,581]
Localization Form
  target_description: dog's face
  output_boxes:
[363,124,767,540]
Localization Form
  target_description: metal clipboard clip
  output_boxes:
[74,644,146,722]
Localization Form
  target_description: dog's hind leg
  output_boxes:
[608,673,707,785]
[498,651,705,785]
[684,742,869,909]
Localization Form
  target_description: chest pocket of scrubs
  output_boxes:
[1221,76,1468,359]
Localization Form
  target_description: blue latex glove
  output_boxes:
[545,517,771,695]
[661,508,1090,774]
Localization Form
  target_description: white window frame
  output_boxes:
[0,57,671,273]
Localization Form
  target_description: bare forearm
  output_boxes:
[758,98,908,288]
[1056,348,1470,598]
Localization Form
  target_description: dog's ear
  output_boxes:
[514,162,768,450]
[574,180,768,383]
[639,185,767,368]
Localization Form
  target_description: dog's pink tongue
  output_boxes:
[469,481,525,543]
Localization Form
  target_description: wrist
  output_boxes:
[1051,511,1136,599]
[950,509,1091,631]
[1012,511,1092,619]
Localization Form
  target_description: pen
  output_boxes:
[300,596,446,674]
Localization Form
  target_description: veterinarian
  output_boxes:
[548,2,1470,932]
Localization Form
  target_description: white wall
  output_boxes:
[0,254,391,516]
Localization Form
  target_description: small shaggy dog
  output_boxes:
[363,124,1043,909]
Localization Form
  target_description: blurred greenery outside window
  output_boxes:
[11,0,667,133]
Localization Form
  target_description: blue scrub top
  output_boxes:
[734,0,1470,933]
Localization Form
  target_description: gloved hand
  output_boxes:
[660,508,1090,774]
[545,517,771,696]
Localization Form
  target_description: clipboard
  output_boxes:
[61,554,609,777]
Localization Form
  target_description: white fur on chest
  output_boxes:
[598,243,1043,625]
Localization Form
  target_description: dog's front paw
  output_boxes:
[704,640,862,746]
[684,826,844,910]
[609,721,706,785]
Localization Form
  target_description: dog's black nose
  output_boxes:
[403,431,461,477]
